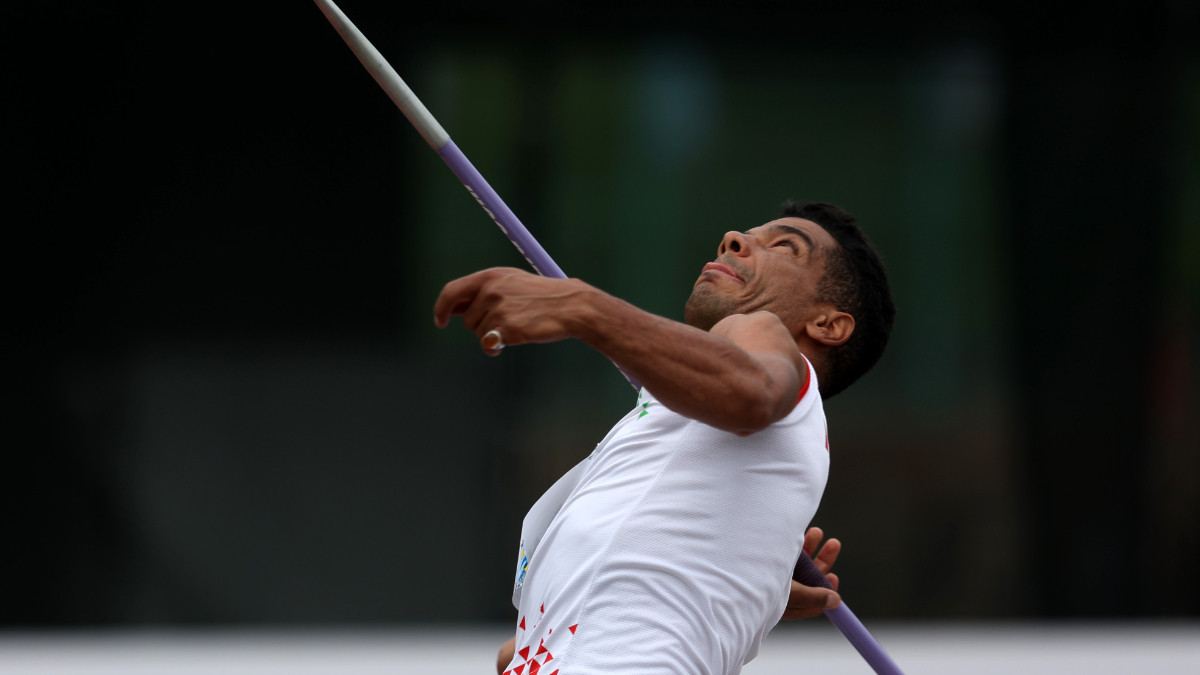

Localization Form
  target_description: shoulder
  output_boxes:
[710,312,801,363]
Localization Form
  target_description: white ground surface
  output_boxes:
[1,622,1197,674]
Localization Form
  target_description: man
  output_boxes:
[434,201,895,674]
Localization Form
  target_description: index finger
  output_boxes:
[433,268,499,328]
[814,537,841,574]
[803,527,824,557]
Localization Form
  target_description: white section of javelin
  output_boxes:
[313,0,450,149]
[0,623,1197,674]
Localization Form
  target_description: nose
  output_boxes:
[718,230,752,257]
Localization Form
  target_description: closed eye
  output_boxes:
[762,223,816,256]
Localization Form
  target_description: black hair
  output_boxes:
[779,201,895,398]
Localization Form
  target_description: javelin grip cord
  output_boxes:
[314,2,902,671]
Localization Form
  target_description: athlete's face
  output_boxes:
[684,218,837,335]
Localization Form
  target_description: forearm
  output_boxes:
[568,285,801,434]
[433,268,803,432]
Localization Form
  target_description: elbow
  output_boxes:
[726,397,778,436]
[718,354,802,436]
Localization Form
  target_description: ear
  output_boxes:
[805,309,854,347]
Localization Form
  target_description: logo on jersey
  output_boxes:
[514,540,530,590]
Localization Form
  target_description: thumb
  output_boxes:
[823,590,842,609]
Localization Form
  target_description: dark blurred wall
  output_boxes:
[1003,7,1199,615]
[5,1,1197,624]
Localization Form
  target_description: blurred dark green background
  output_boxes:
[7,0,1197,624]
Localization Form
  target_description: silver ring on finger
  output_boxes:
[482,329,505,351]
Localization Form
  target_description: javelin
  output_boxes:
[312,2,903,673]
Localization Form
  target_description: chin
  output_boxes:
[684,290,733,331]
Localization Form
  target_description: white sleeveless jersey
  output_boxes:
[504,364,829,675]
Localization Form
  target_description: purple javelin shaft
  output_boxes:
[436,140,565,280]
[438,140,641,390]
[827,604,904,674]
[793,555,905,674]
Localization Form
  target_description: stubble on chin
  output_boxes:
[683,285,736,331]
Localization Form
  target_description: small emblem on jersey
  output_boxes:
[514,540,530,590]
[637,390,651,419]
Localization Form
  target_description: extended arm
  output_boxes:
[433,267,807,434]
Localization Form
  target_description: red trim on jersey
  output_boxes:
[796,356,812,404]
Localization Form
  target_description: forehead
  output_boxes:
[747,217,838,251]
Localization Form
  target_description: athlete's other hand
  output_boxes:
[781,527,842,621]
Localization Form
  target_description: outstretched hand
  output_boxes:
[434,267,590,356]
[781,527,842,621]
